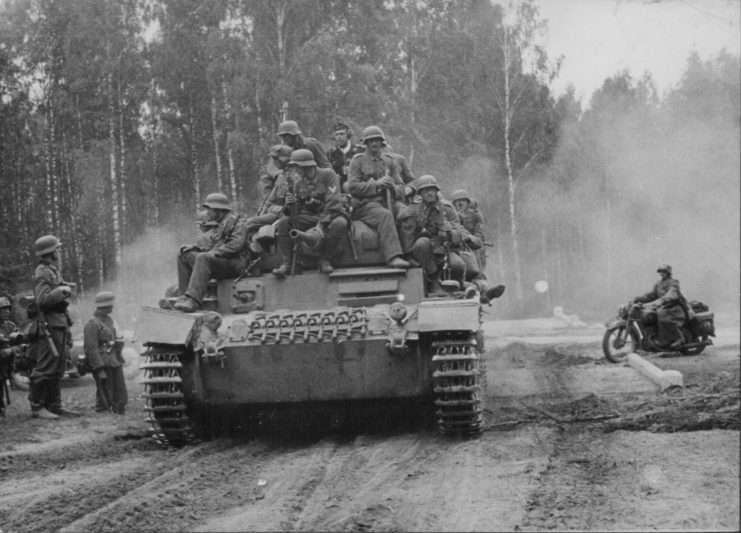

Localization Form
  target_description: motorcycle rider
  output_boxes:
[632,264,687,350]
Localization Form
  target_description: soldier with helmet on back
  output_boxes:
[84,291,127,414]
[27,235,79,419]
[172,193,248,313]
[276,120,331,169]
[326,121,364,189]
[346,125,411,270]
[271,149,348,277]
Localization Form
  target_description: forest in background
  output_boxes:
[0,0,738,323]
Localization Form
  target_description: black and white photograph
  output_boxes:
[0,0,739,531]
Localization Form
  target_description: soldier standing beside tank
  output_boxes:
[346,125,410,270]
[0,296,22,417]
[451,189,505,305]
[272,149,348,277]
[84,291,127,414]
[173,193,248,313]
[28,235,78,419]
[326,122,364,189]
[397,176,466,294]
[276,120,331,169]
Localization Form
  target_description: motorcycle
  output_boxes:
[602,300,716,363]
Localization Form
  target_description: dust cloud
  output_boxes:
[452,106,739,318]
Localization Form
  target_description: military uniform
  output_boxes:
[291,136,331,169]
[346,151,408,263]
[386,151,415,185]
[327,141,364,188]
[178,210,248,305]
[457,205,487,269]
[28,260,73,415]
[84,308,127,414]
[397,198,466,290]
[0,315,21,416]
[635,275,687,347]
[274,167,348,267]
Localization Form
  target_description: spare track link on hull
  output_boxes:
[432,337,484,436]
[141,346,194,447]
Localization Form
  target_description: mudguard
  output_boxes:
[416,299,480,332]
[136,306,198,346]
[604,317,626,330]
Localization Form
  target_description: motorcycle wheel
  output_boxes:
[602,326,638,363]
[11,371,30,391]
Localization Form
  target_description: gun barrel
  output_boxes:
[289,229,322,248]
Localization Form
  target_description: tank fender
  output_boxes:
[136,306,199,346]
[415,299,480,332]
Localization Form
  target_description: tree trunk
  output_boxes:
[108,71,122,274]
[189,96,201,208]
[221,82,237,200]
[211,92,223,192]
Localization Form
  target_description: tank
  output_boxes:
[137,220,499,446]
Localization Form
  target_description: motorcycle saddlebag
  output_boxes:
[690,311,715,337]
[689,300,709,313]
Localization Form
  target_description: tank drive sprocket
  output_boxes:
[141,346,194,446]
[432,336,484,436]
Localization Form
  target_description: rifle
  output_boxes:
[383,170,395,224]
[287,169,301,276]
[37,309,60,358]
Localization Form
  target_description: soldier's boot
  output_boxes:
[173,295,199,313]
[318,258,334,275]
[32,408,59,420]
[388,256,410,269]
[272,263,290,278]
[52,407,81,417]
[478,282,506,305]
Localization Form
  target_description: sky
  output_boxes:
[528,0,741,104]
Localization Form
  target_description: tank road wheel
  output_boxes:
[432,336,484,437]
[140,346,194,447]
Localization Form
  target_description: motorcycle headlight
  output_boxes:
[617,304,628,317]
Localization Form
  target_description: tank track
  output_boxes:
[140,346,194,447]
[432,337,484,436]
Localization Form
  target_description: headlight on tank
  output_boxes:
[389,301,407,323]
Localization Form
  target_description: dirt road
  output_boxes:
[1,318,738,532]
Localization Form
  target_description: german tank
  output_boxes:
[137,220,501,446]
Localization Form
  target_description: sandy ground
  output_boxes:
[0,316,738,532]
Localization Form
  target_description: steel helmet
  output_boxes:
[94,291,115,308]
[361,125,387,145]
[451,189,470,202]
[288,149,317,167]
[0,296,11,308]
[416,175,440,192]
[35,235,62,257]
[269,144,293,159]
[201,192,232,211]
[277,120,302,136]
[657,264,673,275]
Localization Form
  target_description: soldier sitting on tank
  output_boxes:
[257,144,293,208]
[172,193,248,313]
[272,149,349,277]
[397,175,466,294]
[243,144,294,256]
[451,189,505,304]
[276,120,331,169]
[346,125,411,270]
